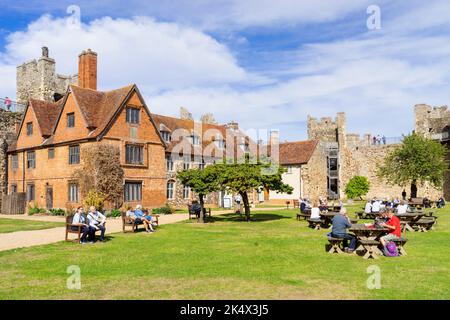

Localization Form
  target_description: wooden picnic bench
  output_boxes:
[350,224,389,259]
[65,214,106,242]
[327,236,344,254]
[307,218,324,230]
[391,237,408,256]
[414,217,436,232]
[293,199,299,209]
[296,212,310,221]
[359,239,381,260]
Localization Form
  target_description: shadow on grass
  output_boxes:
[208,213,291,223]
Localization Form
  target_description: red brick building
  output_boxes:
[7,50,167,211]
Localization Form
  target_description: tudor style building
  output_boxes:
[7,49,167,211]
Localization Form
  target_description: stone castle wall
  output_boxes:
[301,142,328,201]
[0,110,23,195]
[414,104,450,138]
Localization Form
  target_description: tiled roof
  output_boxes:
[29,99,62,137]
[69,84,134,136]
[277,140,319,165]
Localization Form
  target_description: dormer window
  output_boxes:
[26,122,33,136]
[161,131,171,142]
[67,113,75,128]
[189,134,200,146]
[126,107,140,124]
[215,139,225,149]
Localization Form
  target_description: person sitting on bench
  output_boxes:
[134,205,155,233]
[72,206,94,244]
[310,201,321,221]
[87,206,106,242]
[191,200,202,219]
[331,208,356,253]
[379,209,401,247]
[437,196,445,208]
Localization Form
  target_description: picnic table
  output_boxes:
[349,224,389,259]
[319,212,336,227]
[396,212,425,232]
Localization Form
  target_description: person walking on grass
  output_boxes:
[87,206,106,242]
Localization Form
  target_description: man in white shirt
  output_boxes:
[364,201,372,214]
[372,200,381,213]
[87,206,106,242]
[396,201,408,214]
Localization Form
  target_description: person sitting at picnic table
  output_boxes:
[364,200,372,214]
[318,197,328,212]
[330,208,356,253]
[300,198,308,213]
[437,196,445,208]
[393,197,400,207]
[423,197,431,208]
[143,209,158,230]
[310,201,321,221]
[134,205,155,233]
[72,206,94,244]
[396,200,408,214]
[378,209,401,248]
[371,198,381,213]
[87,206,106,242]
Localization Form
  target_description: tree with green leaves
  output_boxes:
[177,165,221,222]
[344,176,370,200]
[377,133,448,198]
[214,159,293,221]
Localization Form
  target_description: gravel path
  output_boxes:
[0,207,284,252]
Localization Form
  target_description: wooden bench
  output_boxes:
[307,218,324,230]
[296,212,310,221]
[327,237,344,254]
[122,211,144,233]
[358,239,381,259]
[414,218,436,232]
[293,200,299,209]
[65,214,105,242]
[121,212,159,233]
[188,205,212,221]
[391,237,408,256]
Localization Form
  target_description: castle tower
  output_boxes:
[16,47,77,105]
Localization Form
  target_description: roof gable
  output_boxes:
[278,140,319,165]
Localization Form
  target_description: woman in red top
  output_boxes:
[380,209,401,247]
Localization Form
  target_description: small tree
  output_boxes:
[377,133,448,198]
[72,144,124,208]
[214,159,293,221]
[344,176,370,200]
[177,165,221,223]
[83,189,106,211]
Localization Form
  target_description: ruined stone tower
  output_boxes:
[16,47,77,105]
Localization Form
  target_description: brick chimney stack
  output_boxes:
[78,49,97,90]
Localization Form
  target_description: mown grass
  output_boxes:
[0,204,448,300]
[0,218,64,234]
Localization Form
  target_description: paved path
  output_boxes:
[0,207,284,252]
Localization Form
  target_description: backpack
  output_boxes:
[383,242,399,257]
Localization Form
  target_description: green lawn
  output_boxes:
[0,218,64,234]
[0,205,448,300]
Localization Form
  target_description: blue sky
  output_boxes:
[1,0,450,142]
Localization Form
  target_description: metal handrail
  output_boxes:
[0,98,26,113]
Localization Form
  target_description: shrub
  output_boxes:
[28,204,46,215]
[109,208,121,218]
[152,206,173,215]
[83,189,106,211]
[49,208,66,216]
[344,176,370,200]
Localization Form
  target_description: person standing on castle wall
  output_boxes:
[382,135,386,145]
[372,136,377,145]
[377,134,382,145]
[4,96,11,111]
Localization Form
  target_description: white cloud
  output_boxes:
[2,14,252,93]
